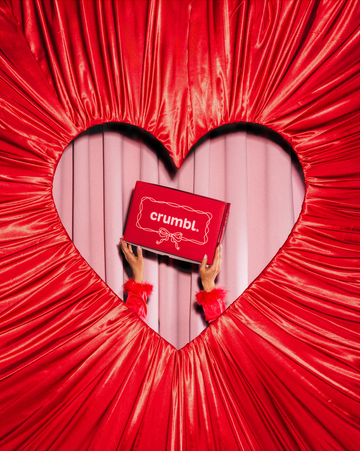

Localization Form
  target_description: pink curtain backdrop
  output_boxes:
[53,124,305,349]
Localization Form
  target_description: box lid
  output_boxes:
[124,181,230,264]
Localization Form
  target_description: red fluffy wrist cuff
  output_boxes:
[195,287,227,306]
[123,278,153,297]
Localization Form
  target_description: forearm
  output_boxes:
[123,278,153,322]
[196,286,227,323]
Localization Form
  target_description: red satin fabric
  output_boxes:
[1,1,360,450]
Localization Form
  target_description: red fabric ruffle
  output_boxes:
[123,278,153,297]
[195,287,227,306]
[195,287,227,323]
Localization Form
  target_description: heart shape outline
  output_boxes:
[1,1,360,449]
[53,122,304,350]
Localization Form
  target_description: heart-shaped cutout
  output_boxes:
[2,2,358,448]
[53,123,305,349]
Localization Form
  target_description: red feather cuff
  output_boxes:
[123,278,153,297]
[195,287,227,306]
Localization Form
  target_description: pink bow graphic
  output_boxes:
[156,228,183,249]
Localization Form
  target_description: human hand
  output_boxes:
[120,237,144,284]
[199,244,222,292]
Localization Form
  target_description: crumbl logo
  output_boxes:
[150,212,199,232]
[136,196,212,250]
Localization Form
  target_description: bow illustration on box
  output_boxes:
[135,196,212,251]
[156,228,184,249]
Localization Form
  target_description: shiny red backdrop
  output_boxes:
[0,1,360,450]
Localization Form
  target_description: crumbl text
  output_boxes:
[150,212,199,232]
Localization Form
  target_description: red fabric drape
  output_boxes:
[0,1,359,450]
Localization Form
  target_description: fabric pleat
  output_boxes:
[1,1,360,449]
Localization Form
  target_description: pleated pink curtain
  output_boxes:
[53,125,305,349]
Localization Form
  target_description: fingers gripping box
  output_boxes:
[124,181,230,264]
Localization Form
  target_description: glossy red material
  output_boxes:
[0,1,360,450]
